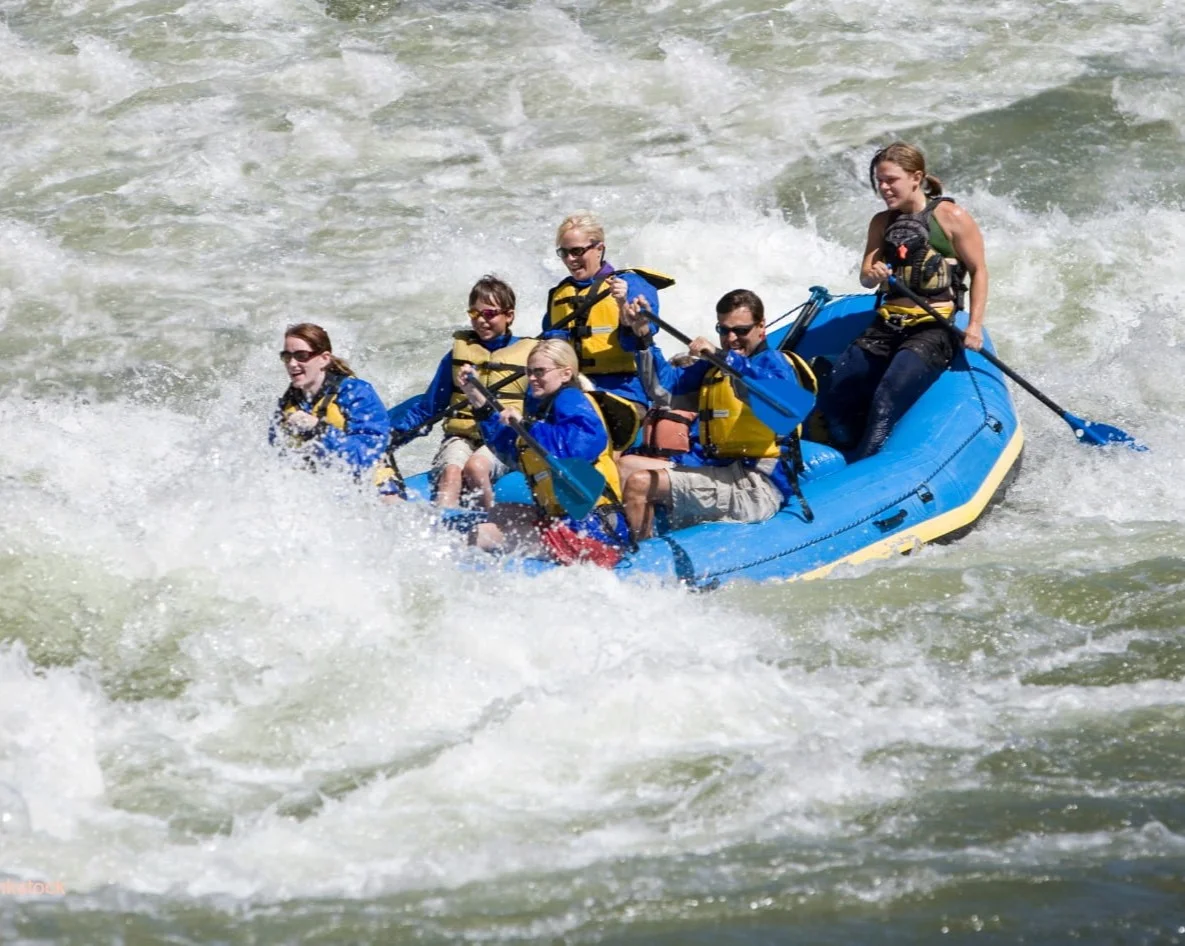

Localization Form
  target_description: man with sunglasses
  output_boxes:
[388,274,536,509]
[617,289,820,539]
[542,211,674,414]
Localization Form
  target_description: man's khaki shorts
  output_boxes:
[666,461,782,529]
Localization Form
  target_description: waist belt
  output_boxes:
[878,303,954,330]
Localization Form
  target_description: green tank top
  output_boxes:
[928,210,955,257]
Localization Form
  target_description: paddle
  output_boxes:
[462,376,607,521]
[388,369,526,450]
[887,276,1145,450]
[643,313,815,437]
[778,285,832,354]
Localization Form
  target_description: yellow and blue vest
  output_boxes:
[698,351,816,459]
[445,332,534,440]
[517,390,623,518]
[546,268,674,376]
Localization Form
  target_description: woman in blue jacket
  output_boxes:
[457,339,630,567]
[540,210,673,412]
[271,323,402,497]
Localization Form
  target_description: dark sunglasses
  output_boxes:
[279,349,322,364]
[555,242,601,260]
[468,307,506,320]
[715,323,759,338]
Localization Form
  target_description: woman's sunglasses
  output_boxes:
[555,242,601,260]
[280,349,322,364]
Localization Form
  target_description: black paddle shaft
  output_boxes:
[646,314,750,382]
[390,368,526,449]
[461,376,551,465]
[779,285,832,354]
[886,277,1070,417]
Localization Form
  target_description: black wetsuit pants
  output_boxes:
[822,330,949,460]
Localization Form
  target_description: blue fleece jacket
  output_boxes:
[270,374,391,471]
[646,340,808,501]
[480,385,628,544]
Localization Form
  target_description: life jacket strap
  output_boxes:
[596,503,637,554]
[778,435,814,523]
[548,278,613,333]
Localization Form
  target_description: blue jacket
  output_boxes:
[270,374,391,472]
[646,340,805,501]
[480,385,628,545]
[480,385,608,467]
[388,334,528,434]
[540,262,659,406]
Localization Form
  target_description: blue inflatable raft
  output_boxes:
[404,290,1023,589]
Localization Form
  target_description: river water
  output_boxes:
[2,0,1184,942]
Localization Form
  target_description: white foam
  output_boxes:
[1,0,1183,910]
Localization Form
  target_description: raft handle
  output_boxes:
[873,509,908,532]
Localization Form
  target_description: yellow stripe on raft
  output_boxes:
[794,424,1025,582]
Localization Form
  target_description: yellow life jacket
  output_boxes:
[279,374,346,434]
[444,332,534,440]
[517,390,622,518]
[280,374,401,492]
[588,389,644,451]
[546,268,675,375]
[698,351,817,459]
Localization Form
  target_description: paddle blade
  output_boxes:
[549,458,607,520]
[1064,412,1148,451]
[739,378,817,438]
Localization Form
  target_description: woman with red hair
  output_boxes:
[271,323,402,497]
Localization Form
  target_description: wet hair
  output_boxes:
[284,322,354,377]
[868,141,944,197]
[529,338,595,392]
[715,288,765,323]
[556,210,606,246]
[468,274,516,313]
